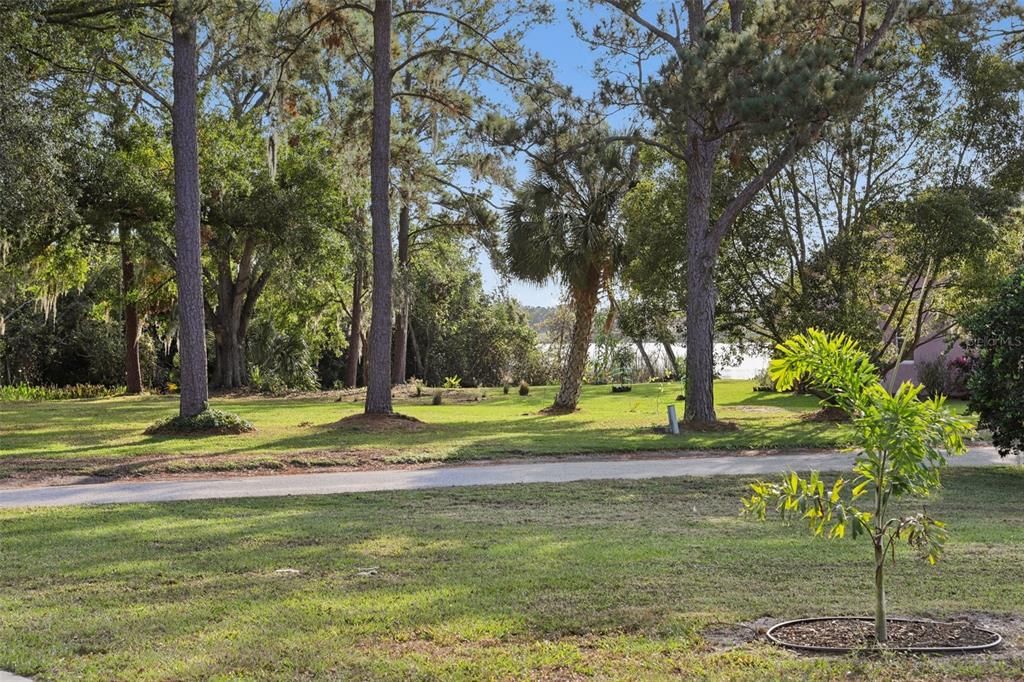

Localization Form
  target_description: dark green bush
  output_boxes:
[965,269,1024,458]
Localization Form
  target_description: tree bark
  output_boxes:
[208,241,269,389]
[119,225,143,394]
[684,136,721,424]
[553,268,600,411]
[171,3,209,418]
[361,329,371,388]
[364,0,394,415]
[391,200,410,383]
[344,260,364,389]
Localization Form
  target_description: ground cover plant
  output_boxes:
[0,380,913,484]
[0,384,125,401]
[744,330,973,645]
[143,408,256,436]
[0,469,1020,681]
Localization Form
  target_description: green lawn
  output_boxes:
[0,468,1021,680]
[0,381,869,482]
[0,381,975,483]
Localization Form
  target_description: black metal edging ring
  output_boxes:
[765,616,1003,654]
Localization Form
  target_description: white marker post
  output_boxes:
[667,405,680,435]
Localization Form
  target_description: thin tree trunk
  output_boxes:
[364,0,394,415]
[120,225,142,394]
[344,262,364,389]
[874,540,887,643]
[634,339,655,377]
[553,270,600,411]
[361,330,370,388]
[409,323,424,379]
[392,201,410,383]
[171,4,209,418]
[684,139,719,424]
[662,340,678,377]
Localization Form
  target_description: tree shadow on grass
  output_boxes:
[2,470,1022,679]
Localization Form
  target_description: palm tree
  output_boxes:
[504,139,636,411]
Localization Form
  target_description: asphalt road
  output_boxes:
[0,447,1010,509]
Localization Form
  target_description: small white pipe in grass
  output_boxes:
[667,405,680,435]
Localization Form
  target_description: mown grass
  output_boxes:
[0,468,1020,680]
[0,381,868,480]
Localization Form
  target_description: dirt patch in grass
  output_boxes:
[0,449,425,487]
[681,420,740,433]
[332,412,426,433]
[801,406,849,422]
[538,405,579,415]
[948,613,1024,660]
[702,617,777,651]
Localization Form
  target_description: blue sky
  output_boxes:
[476,4,603,307]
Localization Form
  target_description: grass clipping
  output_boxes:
[145,408,255,436]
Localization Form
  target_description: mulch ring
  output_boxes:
[800,406,849,422]
[681,419,740,433]
[331,412,427,433]
[767,617,1002,653]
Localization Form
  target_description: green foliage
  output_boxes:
[0,383,125,401]
[145,408,255,436]
[965,269,1024,458]
[619,156,688,341]
[0,269,160,388]
[504,133,635,290]
[245,319,320,392]
[248,366,288,395]
[743,329,972,642]
[410,241,546,386]
[443,375,462,389]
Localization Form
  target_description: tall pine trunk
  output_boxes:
[391,201,410,383]
[344,261,363,389]
[119,225,143,394]
[364,0,394,415]
[553,269,600,411]
[684,137,720,424]
[171,3,209,418]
